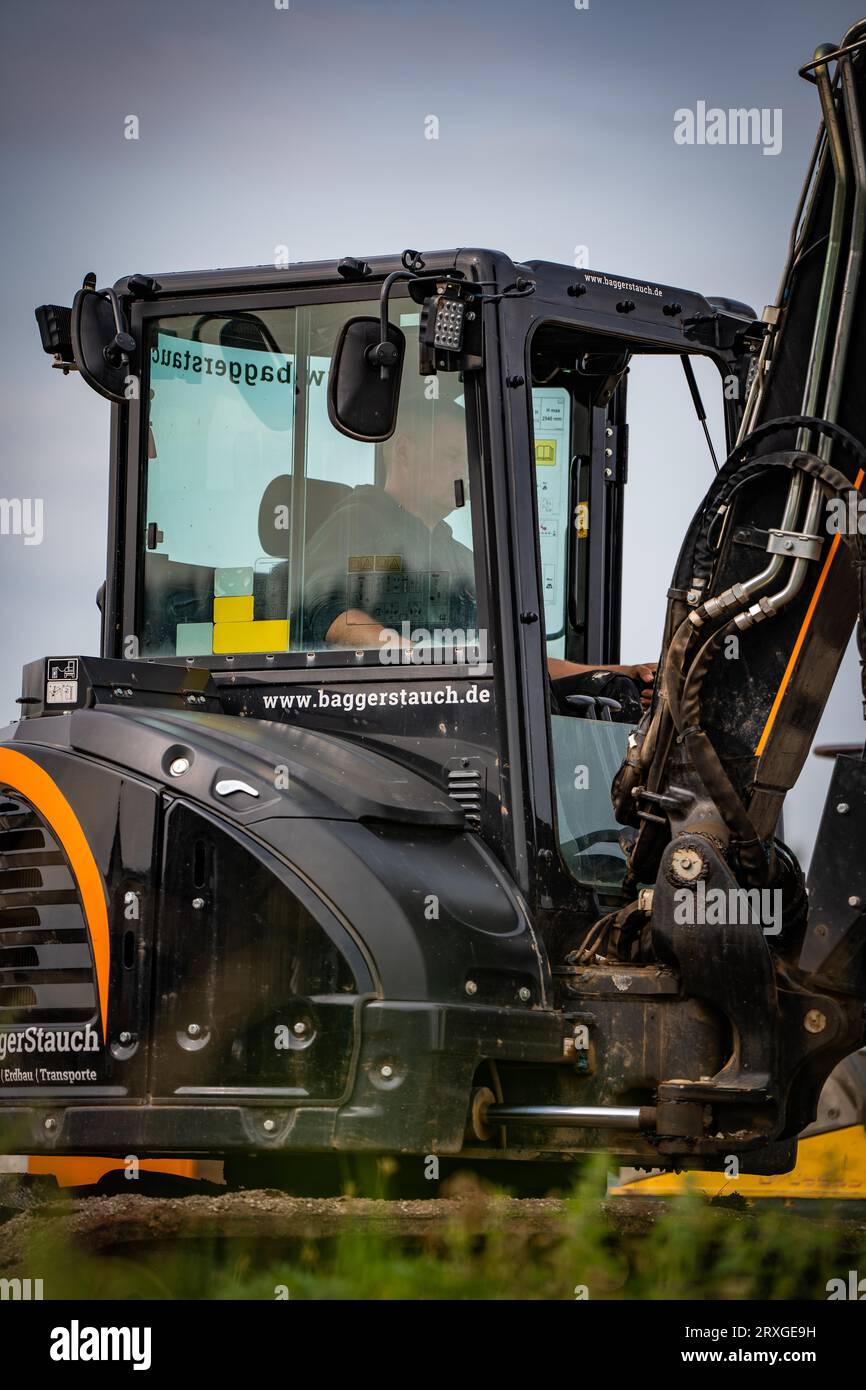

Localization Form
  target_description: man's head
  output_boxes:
[383,382,468,528]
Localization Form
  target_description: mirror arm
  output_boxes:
[371,270,418,378]
[100,287,136,368]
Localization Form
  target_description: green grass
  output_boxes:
[7,1158,866,1300]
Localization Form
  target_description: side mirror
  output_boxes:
[71,286,136,402]
[327,316,405,442]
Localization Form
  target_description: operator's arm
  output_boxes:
[547,657,656,684]
[324,610,412,653]
[548,657,657,709]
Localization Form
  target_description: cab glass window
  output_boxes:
[530,323,726,893]
[139,300,478,661]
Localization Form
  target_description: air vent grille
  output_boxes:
[445,762,484,831]
[0,791,97,1024]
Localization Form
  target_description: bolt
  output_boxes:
[44,1117,57,1132]
[191,897,205,910]
[850,896,862,909]
[380,1064,394,1079]
[293,1021,307,1037]
[119,1031,132,1045]
[187,1023,201,1038]
[604,447,613,458]
[263,1119,276,1133]
[169,757,190,777]
[606,427,614,438]
[783,539,794,551]
[804,1009,827,1034]
[837,802,850,815]
[604,467,613,479]
[465,979,478,996]
[518,987,531,1002]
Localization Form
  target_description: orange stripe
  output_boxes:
[0,749,110,1039]
[28,1156,199,1188]
[755,467,866,756]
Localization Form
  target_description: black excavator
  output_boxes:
[3,22,866,1195]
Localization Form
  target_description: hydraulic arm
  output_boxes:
[609,23,866,1155]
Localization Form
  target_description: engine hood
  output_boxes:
[3,707,465,831]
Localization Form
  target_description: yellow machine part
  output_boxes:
[610,1125,866,1200]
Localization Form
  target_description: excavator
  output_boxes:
[2,20,866,1201]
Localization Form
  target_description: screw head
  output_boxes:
[518,987,531,1002]
[44,1116,57,1132]
[191,897,205,910]
[169,757,190,778]
[837,802,850,815]
[293,1021,307,1037]
[380,1064,394,1079]
[849,896,862,909]
[804,1008,827,1034]
[119,1031,132,1045]
[465,980,478,996]
[187,1023,201,1038]
[263,1118,276,1133]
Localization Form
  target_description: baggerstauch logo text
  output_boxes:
[0,1024,99,1063]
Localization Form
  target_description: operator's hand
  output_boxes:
[620,662,657,709]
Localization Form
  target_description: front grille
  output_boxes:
[0,986,37,1009]
[0,792,97,1024]
[0,947,39,968]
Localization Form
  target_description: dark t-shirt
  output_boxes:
[303,485,477,646]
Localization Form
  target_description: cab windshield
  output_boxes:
[139,299,477,661]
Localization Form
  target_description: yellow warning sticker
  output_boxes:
[214,595,254,624]
[212,620,290,655]
[535,439,557,467]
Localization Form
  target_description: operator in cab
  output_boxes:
[304,382,655,716]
